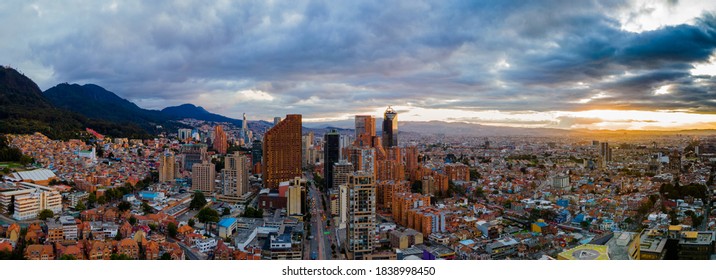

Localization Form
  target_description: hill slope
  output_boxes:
[44,83,169,127]
[0,66,149,139]
[161,104,243,126]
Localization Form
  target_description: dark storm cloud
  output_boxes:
[2,0,716,120]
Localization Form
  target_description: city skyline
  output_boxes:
[3,1,716,130]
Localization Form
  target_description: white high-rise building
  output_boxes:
[346,172,376,259]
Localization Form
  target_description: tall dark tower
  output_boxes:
[382,106,398,148]
[324,129,341,190]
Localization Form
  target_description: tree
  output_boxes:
[88,193,97,208]
[142,202,152,215]
[149,223,157,231]
[38,209,54,221]
[222,207,231,216]
[474,187,485,198]
[190,191,207,210]
[110,253,132,260]
[75,201,86,211]
[59,254,77,260]
[411,180,423,194]
[128,216,137,226]
[198,208,220,224]
[97,195,107,205]
[160,252,172,260]
[115,232,123,241]
[188,219,196,228]
[7,195,14,215]
[242,207,263,218]
[167,222,178,238]
[118,201,131,212]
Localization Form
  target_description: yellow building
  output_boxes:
[628,229,668,260]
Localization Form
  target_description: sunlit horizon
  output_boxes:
[303,107,716,131]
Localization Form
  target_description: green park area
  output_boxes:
[0,162,26,174]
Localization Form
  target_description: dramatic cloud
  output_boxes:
[2,0,716,128]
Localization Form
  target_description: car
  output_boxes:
[310,251,318,260]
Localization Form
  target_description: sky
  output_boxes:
[2,0,716,130]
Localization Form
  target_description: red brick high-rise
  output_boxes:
[405,146,419,180]
[263,114,302,189]
[214,125,228,154]
[354,115,376,147]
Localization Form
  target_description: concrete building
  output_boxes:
[159,150,176,182]
[178,128,193,142]
[181,144,208,171]
[332,160,353,189]
[552,174,570,190]
[628,229,668,260]
[221,152,249,198]
[0,183,62,221]
[192,161,216,193]
[346,172,377,259]
[67,192,89,209]
[302,132,315,167]
[390,228,423,249]
[287,184,303,217]
[59,216,78,240]
[677,231,715,260]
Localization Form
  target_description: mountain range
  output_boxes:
[0,67,149,139]
[4,65,714,140]
[0,66,354,138]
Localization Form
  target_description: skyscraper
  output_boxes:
[287,184,303,217]
[302,132,315,167]
[192,161,215,193]
[324,130,340,190]
[159,150,175,182]
[382,106,398,148]
[332,160,354,189]
[240,113,250,144]
[178,129,192,142]
[405,146,418,180]
[263,114,302,189]
[355,115,376,147]
[181,144,207,171]
[222,152,249,197]
[214,125,228,154]
[346,171,377,259]
[251,140,263,166]
[599,142,612,162]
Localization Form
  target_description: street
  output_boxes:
[169,237,205,260]
[305,173,338,260]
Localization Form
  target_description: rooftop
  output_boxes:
[218,217,237,228]
[680,231,715,245]
[639,229,668,253]
[11,169,56,182]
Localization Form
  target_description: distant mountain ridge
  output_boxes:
[45,83,170,128]
[0,66,149,139]
[161,104,243,126]
[42,84,247,131]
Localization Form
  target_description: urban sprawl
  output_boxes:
[1,107,716,260]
